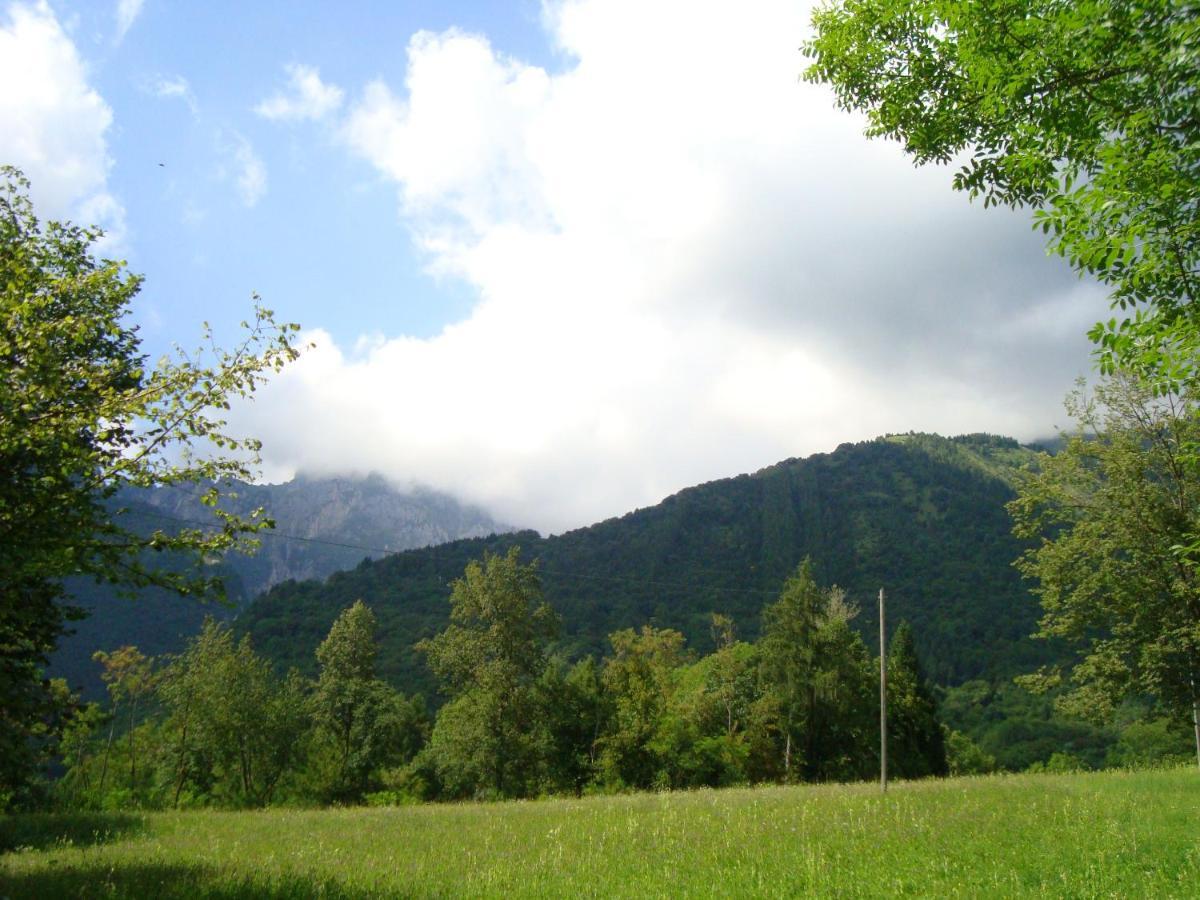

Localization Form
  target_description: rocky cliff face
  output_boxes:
[51,474,516,698]
[129,473,513,596]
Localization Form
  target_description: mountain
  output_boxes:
[239,433,1054,701]
[50,474,514,697]
[127,473,513,598]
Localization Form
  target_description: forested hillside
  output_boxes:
[242,433,1051,700]
[51,475,513,698]
[129,474,513,597]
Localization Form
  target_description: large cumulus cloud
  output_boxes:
[0,1,124,241]
[244,0,1100,533]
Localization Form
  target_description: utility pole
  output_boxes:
[1190,669,1200,771]
[879,587,888,794]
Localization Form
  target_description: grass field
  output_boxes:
[2,768,1197,898]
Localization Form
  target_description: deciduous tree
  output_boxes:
[0,167,300,805]
[1009,376,1200,765]
[595,625,687,790]
[92,645,155,796]
[805,1,1200,386]
[158,619,308,807]
[419,547,558,799]
[311,601,426,803]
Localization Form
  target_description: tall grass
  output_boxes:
[2,768,1197,898]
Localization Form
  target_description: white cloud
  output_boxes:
[224,133,266,207]
[255,63,344,122]
[343,30,552,237]
[151,74,189,99]
[0,1,125,241]
[142,74,266,212]
[244,0,1099,533]
[137,73,199,118]
[114,0,144,43]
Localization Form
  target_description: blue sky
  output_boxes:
[2,0,1102,532]
[44,1,558,349]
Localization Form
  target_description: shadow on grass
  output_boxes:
[0,861,378,899]
[0,811,148,853]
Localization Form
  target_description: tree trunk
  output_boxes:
[128,695,139,788]
[172,721,190,809]
[241,743,253,802]
[97,708,117,797]
[172,684,194,809]
[805,686,817,780]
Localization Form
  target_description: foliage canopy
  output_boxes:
[805,0,1200,385]
[1009,376,1200,761]
[0,167,300,806]
[418,547,559,799]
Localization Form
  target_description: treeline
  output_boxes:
[241,433,1046,705]
[939,678,1197,774]
[48,549,955,809]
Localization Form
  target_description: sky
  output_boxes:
[2,0,1104,534]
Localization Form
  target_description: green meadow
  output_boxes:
[2,768,1197,898]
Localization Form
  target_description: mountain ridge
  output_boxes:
[51,473,516,698]
[238,432,1052,700]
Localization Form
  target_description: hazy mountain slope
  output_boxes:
[51,475,514,697]
[240,433,1052,701]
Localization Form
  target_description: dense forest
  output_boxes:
[38,429,1194,811]
[51,553,954,809]
[50,476,512,700]
[47,543,1193,811]
[241,432,1048,699]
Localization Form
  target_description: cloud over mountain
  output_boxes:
[230,1,1103,531]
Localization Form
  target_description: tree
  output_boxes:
[419,547,558,799]
[0,168,300,805]
[757,560,874,782]
[802,598,877,782]
[311,601,426,803]
[758,560,825,780]
[943,728,997,777]
[804,1,1200,386]
[758,562,879,782]
[157,619,308,807]
[886,622,948,778]
[92,645,155,798]
[55,693,107,808]
[680,616,761,788]
[707,614,750,744]
[1009,375,1200,765]
[655,625,766,790]
[537,655,608,796]
[1107,716,1195,768]
[596,625,688,790]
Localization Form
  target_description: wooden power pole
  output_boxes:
[879,587,888,794]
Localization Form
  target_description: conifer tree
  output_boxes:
[887,622,948,778]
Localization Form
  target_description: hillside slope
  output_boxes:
[241,433,1051,698]
[51,474,513,697]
